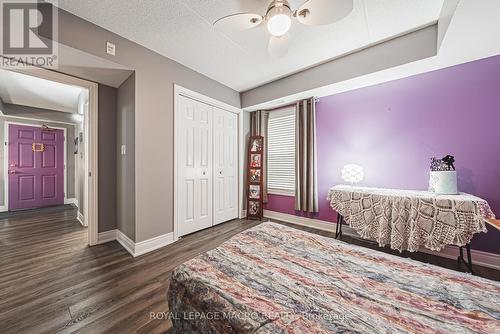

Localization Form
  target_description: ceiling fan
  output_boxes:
[213,0,354,58]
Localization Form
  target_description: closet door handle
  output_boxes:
[202,171,206,176]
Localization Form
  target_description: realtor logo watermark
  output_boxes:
[1,0,58,68]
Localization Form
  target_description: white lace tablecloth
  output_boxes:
[327,185,495,252]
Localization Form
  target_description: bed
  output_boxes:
[167,222,500,333]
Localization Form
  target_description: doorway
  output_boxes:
[0,67,99,245]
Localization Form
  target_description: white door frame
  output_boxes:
[3,121,68,209]
[4,67,99,246]
[173,84,244,241]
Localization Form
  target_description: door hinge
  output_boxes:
[88,172,92,177]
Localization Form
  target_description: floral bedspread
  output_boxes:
[167,222,500,333]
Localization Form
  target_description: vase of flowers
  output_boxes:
[429,155,458,195]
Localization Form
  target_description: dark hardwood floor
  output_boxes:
[1,206,498,333]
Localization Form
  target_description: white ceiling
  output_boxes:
[245,0,500,110]
[50,0,444,91]
[0,69,85,113]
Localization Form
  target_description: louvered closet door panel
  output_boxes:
[213,107,238,225]
[177,96,213,237]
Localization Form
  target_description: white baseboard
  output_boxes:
[423,246,500,271]
[97,229,117,244]
[98,229,175,257]
[134,232,175,256]
[65,198,79,207]
[263,209,500,271]
[0,200,78,213]
[77,211,85,226]
[240,209,247,219]
[264,210,340,234]
[116,230,136,256]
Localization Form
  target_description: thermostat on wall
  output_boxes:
[106,41,116,56]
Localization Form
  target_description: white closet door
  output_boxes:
[213,107,238,225]
[177,96,213,237]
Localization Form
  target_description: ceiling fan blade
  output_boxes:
[213,13,263,33]
[296,0,353,26]
[268,34,291,58]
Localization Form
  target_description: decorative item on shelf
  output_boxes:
[247,136,264,220]
[429,155,458,195]
[341,164,364,184]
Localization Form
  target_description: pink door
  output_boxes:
[8,124,64,211]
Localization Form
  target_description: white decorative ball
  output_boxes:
[342,164,364,184]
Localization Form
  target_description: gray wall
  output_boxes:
[0,109,77,206]
[240,25,438,109]
[116,73,135,240]
[98,85,117,233]
[46,8,240,242]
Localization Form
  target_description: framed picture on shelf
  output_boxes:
[250,154,261,167]
[249,185,260,199]
[250,137,263,152]
[248,200,260,216]
[249,169,261,183]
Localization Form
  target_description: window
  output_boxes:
[267,107,296,195]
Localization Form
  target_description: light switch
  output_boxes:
[106,41,116,56]
[121,145,126,155]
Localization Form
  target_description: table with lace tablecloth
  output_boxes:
[327,185,495,273]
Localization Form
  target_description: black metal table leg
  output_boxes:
[335,213,343,239]
[457,243,474,275]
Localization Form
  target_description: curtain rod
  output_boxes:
[263,96,320,112]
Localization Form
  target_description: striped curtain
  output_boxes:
[295,98,318,213]
[250,111,269,203]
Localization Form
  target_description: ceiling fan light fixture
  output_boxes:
[266,1,292,37]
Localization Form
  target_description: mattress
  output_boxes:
[167,222,500,333]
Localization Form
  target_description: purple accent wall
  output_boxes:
[265,55,500,254]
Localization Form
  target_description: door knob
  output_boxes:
[219,170,222,175]
[202,171,206,176]
[8,170,17,174]
[9,163,17,167]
